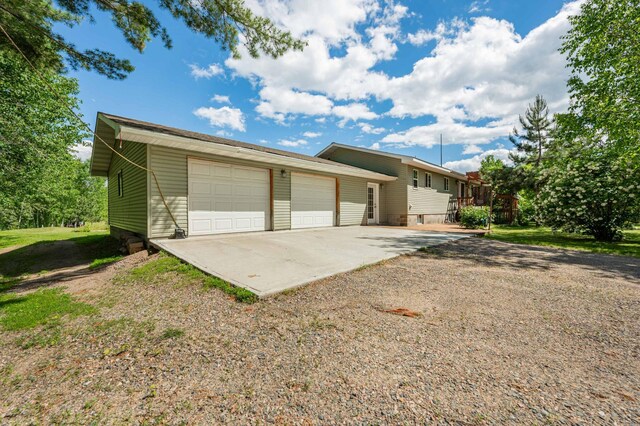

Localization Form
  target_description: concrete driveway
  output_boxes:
[151,226,470,297]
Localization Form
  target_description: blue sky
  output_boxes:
[63,0,580,171]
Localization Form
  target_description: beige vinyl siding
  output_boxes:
[273,171,290,230]
[338,175,367,225]
[327,147,406,220]
[107,140,147,236]
[148,145,189,237]
[407,165,458,215]
[148,145,377,237]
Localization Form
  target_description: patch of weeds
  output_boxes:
[0,289,96,331]
[92,317,156,341]
[0,364,21,388]
[15,323,63,349]
[121,253,258,303]
[160,327,184,340]
[89,255,123,270]
[417,246,439,255]
[83,398,98,410]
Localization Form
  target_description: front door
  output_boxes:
[367,183,379,225]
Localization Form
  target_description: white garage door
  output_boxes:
[291,173,336,229]
[188,159,270,235]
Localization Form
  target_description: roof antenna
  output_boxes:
[440,133,443,166]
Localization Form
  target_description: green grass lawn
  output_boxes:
[0,223,108,250]
[486,225,640,258]
[0,225,121,291]
[119,253,257,303]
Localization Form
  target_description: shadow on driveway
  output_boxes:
[421,237,640,283]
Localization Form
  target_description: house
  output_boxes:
[316,143,488,225]
[89,113,396,240]
[90,113,488,241]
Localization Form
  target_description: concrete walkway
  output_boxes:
[151,226,470,297]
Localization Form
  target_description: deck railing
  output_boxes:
[457,197,474,210]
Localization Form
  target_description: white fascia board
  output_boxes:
[401,158,467,180]
[120,127,396,182]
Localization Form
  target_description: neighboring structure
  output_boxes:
[89,113,396,240]
[317,143,490,225]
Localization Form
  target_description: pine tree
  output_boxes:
[509,95,553,168]
[0,0,306,80]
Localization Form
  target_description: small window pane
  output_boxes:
[425,173,432,188]
[117,170,123,197]
[413,169,418,188]
[444,177,449,191]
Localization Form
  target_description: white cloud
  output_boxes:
[193,106,246,131]
[224,0,580,153]
[369,142,381,150]
[406,19,465,46]
[71,141,92,161]
[216,130,233,137]
[189,63,224,79]
[382,118,510,147]
[315,117,326,123]
[256,86,334,121]
[380,1,582,148]
[462,144,483,155]
[332,103,378,125]
[278,138,308,147]
[358,122,386,134]
[211,94,230,103]
[468,0,490,14]
[303,131,322,138]
[443,147,513,172]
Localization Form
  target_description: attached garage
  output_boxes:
[291,173,336,229]
[188,159,270,235]
[90,113,397,240]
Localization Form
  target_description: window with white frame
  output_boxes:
[412,169,418,188]
[425,173,432,188]
[444,177,450,191]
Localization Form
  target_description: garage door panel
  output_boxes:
[188,159,270,235]
[291,173,336,229]
[191,163,211,177]
[191,181,212,195]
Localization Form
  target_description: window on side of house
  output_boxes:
[425,173,432,188]
[412,169,418,189]
[117,170,123,197]
[444,177,449,191]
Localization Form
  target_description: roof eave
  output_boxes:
[120,126,397,182]
[401,158,467,180]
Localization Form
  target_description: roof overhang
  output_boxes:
[318,142,469,180]
[90,115,396,182]
[89,114,120,177]
[401,158,468,180]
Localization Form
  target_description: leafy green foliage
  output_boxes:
[0,288,96,331]
[536,0,640,241]
[0,0,305,80]
[0,52,106,229]
[460,206,491,229]
[561,0,640,152]
[537,138,639,241]
[486,226,640,258]
[122,253,258,303]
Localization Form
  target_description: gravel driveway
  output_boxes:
[1,238,638,424]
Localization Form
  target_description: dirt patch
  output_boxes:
[0,238,638,424]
